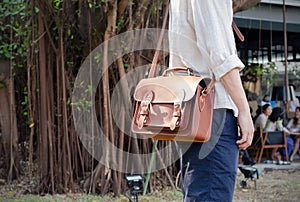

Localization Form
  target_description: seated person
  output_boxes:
[261,94,270,106]
[254,104,272,131]
[265,107,293,162]
[284,106,300,161]
[253,104,272,144]
[250,104,272,160]
[240,104,271,165]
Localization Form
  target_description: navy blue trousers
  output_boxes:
[177,109,239,202]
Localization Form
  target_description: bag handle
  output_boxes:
[162,67,194,76]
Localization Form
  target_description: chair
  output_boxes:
[257,126,289,163]
[246,130,262,162]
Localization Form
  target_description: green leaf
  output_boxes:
[4,10,10,17]
[55,0,61,8]
[4,50,11,58]
[94,52,101,63]
[11,5,26,15]
[34,6,39,13]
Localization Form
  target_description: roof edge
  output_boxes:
[261,0,300,7]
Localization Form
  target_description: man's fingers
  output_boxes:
[237,141,251,150]
[236,132,253,149]
[237,112,255,150]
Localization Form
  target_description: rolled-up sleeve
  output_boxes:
[212,54,245,80]
[191,0,245,81]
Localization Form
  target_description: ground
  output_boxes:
[233,162,300,202]
[1,162,300,201]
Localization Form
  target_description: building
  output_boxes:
[234,0,300,112]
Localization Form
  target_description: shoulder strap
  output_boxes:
[232,20,244,41]
[148,1,170,78]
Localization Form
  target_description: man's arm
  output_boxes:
[221,68,254,149]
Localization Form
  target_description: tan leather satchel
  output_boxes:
[131,67,215,142]
[130,0,249,142]
[131,3,215,142]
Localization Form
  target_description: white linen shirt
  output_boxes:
[168,0,245,116]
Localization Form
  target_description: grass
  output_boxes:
[0,190,183,202]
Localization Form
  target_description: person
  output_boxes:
[261,94,270,106]
[252,104,272,159]
[285,106,300,161]
[169,1,254,201]
[265,107,283,131]
[253,107,262,124]
[254,104,273,131]
[265,107,293,162]
[288,85,299,113]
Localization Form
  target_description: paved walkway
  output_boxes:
[253,161,300,172]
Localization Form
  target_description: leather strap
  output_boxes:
[232,20,245,42]
[170,104,181,130]
[198,78,215,112]
[138,91,154,129]
[170,89,185,130]
[148,1,170,78]
[202,78,215,96]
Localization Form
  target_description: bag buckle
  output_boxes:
[140,100,151,114]
[170,101,182,130]
[138,101,150,129]
[200,87,208,95]
[198,87,207,112]
[173,102,182,117]
[138,91,153,129]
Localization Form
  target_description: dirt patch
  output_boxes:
[1,162,300,201]
[234,163,300,202]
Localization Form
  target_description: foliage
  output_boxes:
[0,190,183,202]
[0,0,34,68]
[262,62,278,86]
[2,168,300,201]
[289,62,300,78]
[241,62,277,85]
[5,0,294,198]
[0,0,174,195]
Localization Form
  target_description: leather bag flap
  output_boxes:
[134,76,204,103]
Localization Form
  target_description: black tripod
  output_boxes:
[125,189,141,202]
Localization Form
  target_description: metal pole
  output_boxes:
[283,0,289,119]
[143,140,158,195]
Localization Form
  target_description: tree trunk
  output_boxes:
[37,8,49,191]
[0,60,20,181]
[0,0,198,195]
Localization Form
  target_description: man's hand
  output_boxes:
[236,111,254,150]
